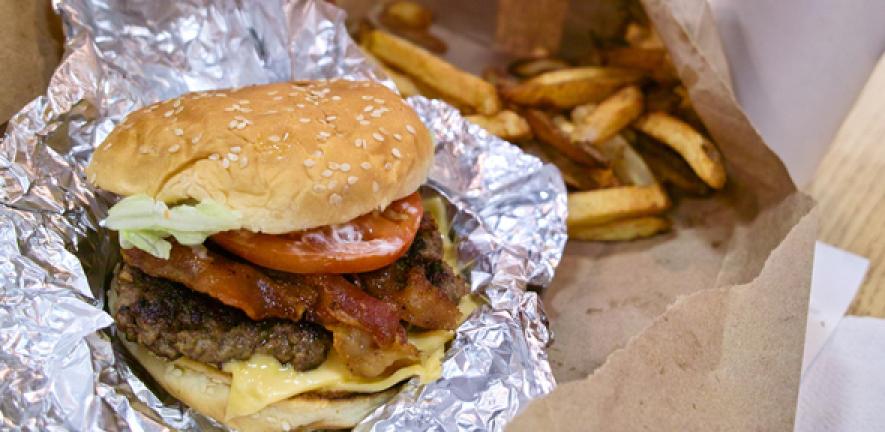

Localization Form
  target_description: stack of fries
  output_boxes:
[357,2,727,242]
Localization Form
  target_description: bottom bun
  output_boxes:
[121,339,399,431]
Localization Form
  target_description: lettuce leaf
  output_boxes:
[104,194,242,259]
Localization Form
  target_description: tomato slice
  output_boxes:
[211,193,424,274]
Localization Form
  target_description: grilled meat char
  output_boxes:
[114,213,468,371]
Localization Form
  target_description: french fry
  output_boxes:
[569,216,670,241]
[570,102,598,124]
[603,47,677,82]
[551,114,575,136]
[379,0,433,31]
[519,140,619,190]
[523,109,607,167]
[644,85,681,112]
[633,112,726,189]
[624,22,664,49]
[508,58,571,78]
[567,184,670,227]
[365,30,501,115]
[360,49,421,97]
[631,132,712,196]
[465,110,532,141]
[571,85,644,145]
[501,67,644,109]
[389,28,447,54]
[598,134,656,186]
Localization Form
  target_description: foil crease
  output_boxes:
[0,1,566,431]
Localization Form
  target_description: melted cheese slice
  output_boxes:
[192,198,473,420]
[222,330,451,419]
[222,296,479,420]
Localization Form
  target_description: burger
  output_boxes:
[86,80,471,431]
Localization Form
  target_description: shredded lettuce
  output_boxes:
[104,195,242,259]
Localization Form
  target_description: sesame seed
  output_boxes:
[354,138,364,148]
[329,193,342,205]
[215,93,226,97]
[168,144,180,153]
[347,176,358,185]
[304,159,315,167]
[209,153,220,160]
[240,155,248,167]
[372,181,380,192]
[171,368,183,377]
[224,107,235,112]
[326,115,337,121]
[392,148,402,158]
[328,179,338,189]
[363,106,374,112]
[230,146,242,153]
[222,159,230,168]
[296,104,305,108]
[239,99,250,104]
[234,115,246,121]
[371,110,382,118]
[360,161,371,170]
[173,99,182,108]
[173,128,184,136]
[299,118,310,124]
[313,183,326,192]
[273,96,283,101]
[393,133,403,141]
[374,98,385,104]
[192,133,202,144]
[356,114,365,121]
[266,110,278,114]
[384,162,393,170]
[288,92,299,96]
[328,162,340,169]
[340,163,351,172]
[321,169,333,178]
[406,124,416,135]
[361,95,372,100]
[285,107,296,112]
[372,132,384,142]
[282,421,292,432]
[236,122,247,130]
[359,120,370,126]
[164,110,174,117]
[379,127,389,134]
[331,95,341,101]
[228,120,238,129]
[267,90,278,95]
[313,150,323,157]
[283,132,289,141]
[268,135,280,142]
[227,153,239,161]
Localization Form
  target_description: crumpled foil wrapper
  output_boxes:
[0,0,566,430]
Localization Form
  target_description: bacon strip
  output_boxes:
[121,244,417,376]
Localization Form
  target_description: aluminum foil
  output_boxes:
[0,0,567,430]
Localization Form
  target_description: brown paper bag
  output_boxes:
[510,0,813,429]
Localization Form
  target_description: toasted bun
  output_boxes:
[86,80,433,233]
[121,338,397,431]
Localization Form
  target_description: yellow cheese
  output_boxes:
[212,199,478,420]
[222,330,452,419]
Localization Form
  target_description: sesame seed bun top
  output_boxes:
[85,80,433,234]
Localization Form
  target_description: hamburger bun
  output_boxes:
[121,338,398,431]
[110,275,397,431]
[86,80,433,234]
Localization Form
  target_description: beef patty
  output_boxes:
[111,264,332,370]
[112,213,469,370]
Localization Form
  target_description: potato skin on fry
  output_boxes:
[567,184,670,227]
[502,67,644,109]
[569,216,670,241]
[365,30,500,115]
[633,112,726,189]
[465,110,532,141]
[523,109,607,167]
[571,86,644,146]
[380,1,433,31]
[519,140,619,190]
